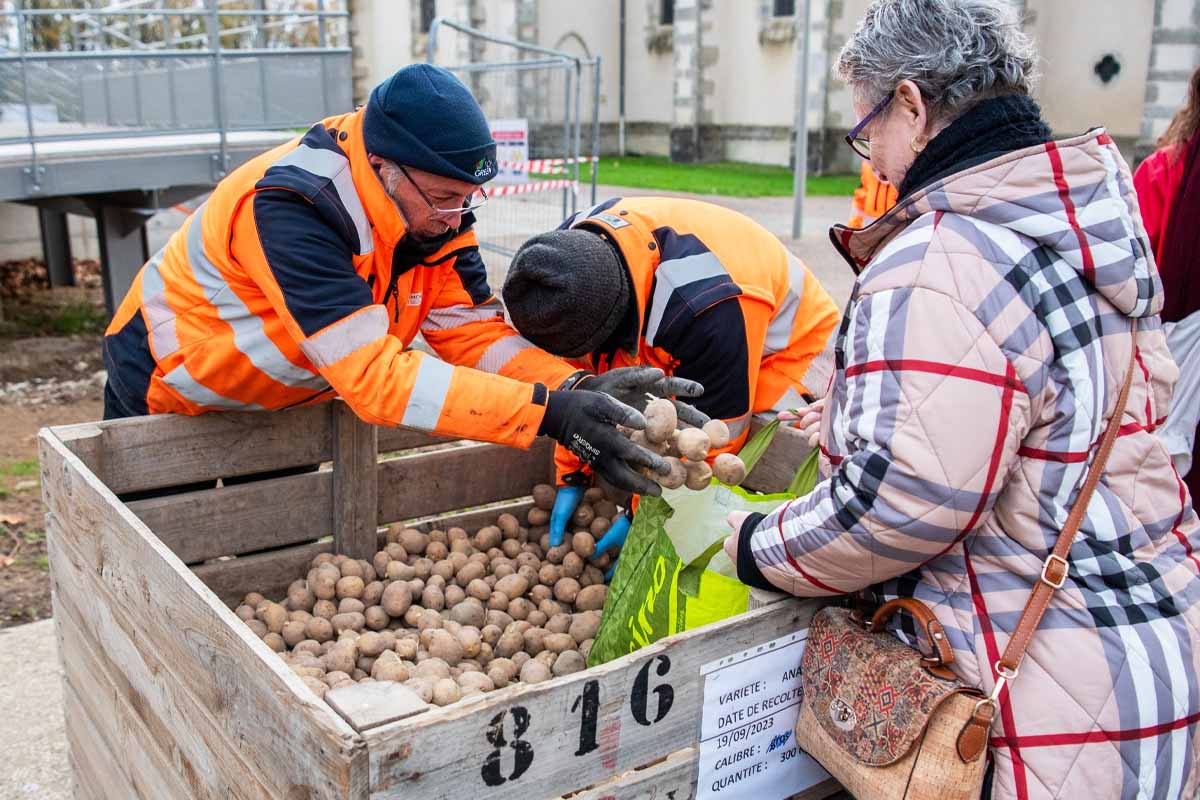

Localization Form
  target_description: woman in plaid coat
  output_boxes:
[728,1,1200,797]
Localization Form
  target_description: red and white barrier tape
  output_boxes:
[497,156,599,174]
[489,179,578,197]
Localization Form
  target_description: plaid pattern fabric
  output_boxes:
[749,130,1200,800]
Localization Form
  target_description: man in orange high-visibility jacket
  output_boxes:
[501,197,840,555]
[847,161,898,227]
[102,64,668,496]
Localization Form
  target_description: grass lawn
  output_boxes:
[573,155,858,198]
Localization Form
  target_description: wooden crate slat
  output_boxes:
[40,431,366,800]
[192,540,334,606]
[128,470,333,564]
[55,595,226,799]
[365,599,821,800]
[54,405,333,494]
[334,404,380,560]
[375,438,554,525]
[743,420,811,495]
[562,746,698,800]
[376,425,453,454]
[64,687,151,800]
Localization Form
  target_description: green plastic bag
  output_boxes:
[586,423,820,667]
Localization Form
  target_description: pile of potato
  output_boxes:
[234,484,626,707]
[630,398,748,489]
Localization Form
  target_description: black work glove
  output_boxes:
[577,366,710,428]
[538,389,671,496]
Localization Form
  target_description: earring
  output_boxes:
[910,136,925,154]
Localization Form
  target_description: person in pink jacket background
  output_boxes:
[1134,64,1200,504]
[725,1,1200,798]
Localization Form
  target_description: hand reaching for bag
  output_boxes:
[778,398,825,448]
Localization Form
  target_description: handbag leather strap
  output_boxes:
[956,321,1139,761]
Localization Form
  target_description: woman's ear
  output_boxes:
[893,79,929,135]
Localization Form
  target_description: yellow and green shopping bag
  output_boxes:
[586,420,820,666]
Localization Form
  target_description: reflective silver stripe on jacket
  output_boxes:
[401,355,455,431]
[763,253,808,356]
[474,335,536,373]
[643,252,727,347]
[421,299,504,332]
[186,204,329,391]
[301,305,389,370]
[162,362,265,410]
[271,144,375,256]
[140,249,180,359]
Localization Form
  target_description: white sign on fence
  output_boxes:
[696,629,830,800]
[491,118,528,185]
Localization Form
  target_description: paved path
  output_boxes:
[0,619,68,800]
[7,187,857,800]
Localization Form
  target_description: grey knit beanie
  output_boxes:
[503,229,631,359]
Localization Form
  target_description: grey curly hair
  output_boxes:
[837,0,1039,120]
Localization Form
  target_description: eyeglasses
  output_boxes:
[844,94,893,160]
[395,162,489,218]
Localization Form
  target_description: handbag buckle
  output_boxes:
[1040,554,1069,589]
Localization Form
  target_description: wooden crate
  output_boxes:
[40,402,839,800]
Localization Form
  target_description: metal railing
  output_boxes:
[427,17,601,283]
[0,1,351,194]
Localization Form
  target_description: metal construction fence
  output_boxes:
[428,18,600,288]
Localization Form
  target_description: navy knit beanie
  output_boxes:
[503,229,632,359]
[363,64,497,185]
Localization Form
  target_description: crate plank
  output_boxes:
[63,689,145,800]
[52,405,333,494]
[365,598,823,800]
[128,470,333,563]
[376,438,554,524]
[334,404,380,560]
[743,420,812,495]
[376,426,453,454]
[40,430,366,799]
[192,540,334,606]
[56,606,210,799]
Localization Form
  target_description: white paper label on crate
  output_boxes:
[696,629,830,800]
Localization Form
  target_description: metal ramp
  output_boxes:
[0,0,352,313]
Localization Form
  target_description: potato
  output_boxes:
[684,458,713,490]
[262,632,286,652]
[331,612,365,634]
[531,484,557,511]
[530,584,553,605]
[357,656,376,675]
[295,639,323,656]
[511,652,531,670]
[520,660,552,684]
[494,574,529,600]
[496,631,524,658]
[338,598,365,615]
[339,559,365,579]
[282,620,308,647]
[458,671,495,693]
[303,676,330,698]
[424,541,448,562]
[422,585,446,611]
[535,650,558,669]
[312,569,338,601]
[261,603,288,634]
[571,503,595,529]
[322,646,356,675]
[522,627,547,655]
[457,627,482,659]
[517,564,540,587]
[553,577,581,604]
[552,650,586,676]
[411,558,433,579]
[575,584,607,612]
[372,551,391,580]
[305,617,334,642]
[243,591,266,608]
[527,507,551,527]
[703,419,731,449]
[537,563,560,587]
[712,453,747,486]
[364,606,390,631]
[404,677,436,703]
[580,565,606,588]
[561,552,585,579]
[427,574,447,591]
[656,457,687,490]
[450,538,474,556]
[385,560,415,581]
[399,529,428,555]
[381,581,413,617]
[444,584,467,608]
[385,542,408,561]
[403,605,424,627]
[544,632,575,654]
[545,613,572,634]
[569,611,602,642]
[235,604,256,622]
[432,678,462,706]
[287,581,317,612]
[361,580,384,608]
[486,610,514,630]
[416,608,443,631]
[677,428,711,462]
[245,619,268,638]
[449,600,486,629]
[644,398,678,444]
[508,597,535,621]
[527,610,549,627]
[572,531,597,559]
[540,599,565,619]
[395,638,419,661]
[416,657,451,681]
[455,560,485,587]
[357,631,387,657]
[589,517,611,538]
[407,579,426,599]
[428,629,464,665]
[372,651,413,682]
[486,592,510,612]
[474,525,502,551]
[448,552,470,572]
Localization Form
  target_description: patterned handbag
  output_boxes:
[793,324,1137,799]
